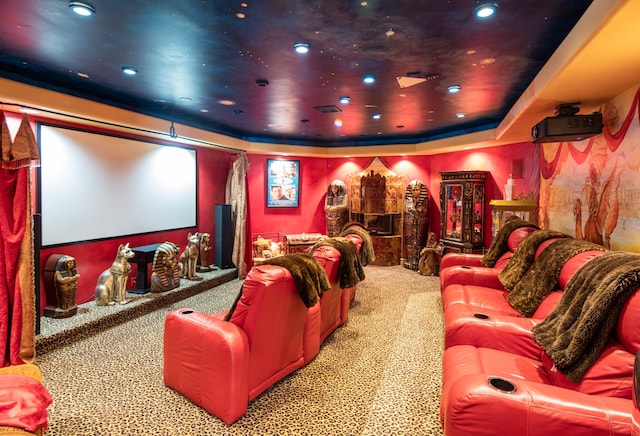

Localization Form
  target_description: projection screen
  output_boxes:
[39,124,197,246]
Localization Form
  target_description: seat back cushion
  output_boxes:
[343,233,363,252]
[312,246,344,338]
[228,264,309,391]
[556,250,607,290]
[506,226,538,252]
[617,290,640,354]
[542,339,633,398]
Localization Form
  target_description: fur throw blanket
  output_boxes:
[224,254,330,321]
[507,239,605,317]
[532,252,640,383]
[499,229,570,291]
[309,236,366,288]
[481,218,539,267]
[340,223,376,266]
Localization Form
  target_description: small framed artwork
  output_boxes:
[266,159,299,207]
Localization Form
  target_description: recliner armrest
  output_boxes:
[164,308,250,425]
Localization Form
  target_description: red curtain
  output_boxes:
[541,87,640,179]
[0,166,34,366]
[1,112,38,367]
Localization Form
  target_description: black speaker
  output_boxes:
[215,204,234,268]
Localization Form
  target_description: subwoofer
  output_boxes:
[215,204,234,268]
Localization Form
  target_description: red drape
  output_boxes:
[0,111,37,367]
[541,87,640,179]
[0,166,32,366]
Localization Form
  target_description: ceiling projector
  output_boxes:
[531,103,603,143]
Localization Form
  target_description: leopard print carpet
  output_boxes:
[36,265,444,435]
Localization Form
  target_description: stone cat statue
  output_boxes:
[95,243,134,306]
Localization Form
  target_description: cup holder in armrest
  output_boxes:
[488,377,516,393]
[179,309,195,315]
[473,313,490,320]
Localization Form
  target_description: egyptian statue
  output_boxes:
[324,179,349,237]
[150,241,181,293]
[402,179,429,270]
[196,232,212,272]
[180,232,204,281]
[43,254,80,318]
[95,243,135,306]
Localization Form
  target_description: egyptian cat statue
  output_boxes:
[180,232,203,281]
[95,243,134,306]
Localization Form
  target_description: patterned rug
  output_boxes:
[36,265,444,435]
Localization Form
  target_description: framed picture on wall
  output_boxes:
[266,159,299,207]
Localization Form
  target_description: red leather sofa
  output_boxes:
[440,248,640,435]
[164,242,367,424]
[439,224,537,291]
[308,234,367,332]
[164,262,323,424]
[633,351,640,436]
[443,248,604,357]
[310,245,347,343]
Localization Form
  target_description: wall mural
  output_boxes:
[540,86,640,252]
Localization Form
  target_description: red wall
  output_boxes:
[428,142,541,244]
[2,107,540,312]
[246,144,540,261]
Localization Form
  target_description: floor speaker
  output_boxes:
[215,204,234,268]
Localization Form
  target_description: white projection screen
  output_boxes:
[39,124,197,246]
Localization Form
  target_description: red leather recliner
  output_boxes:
[440,237,562,315]
[439,226,537,291]
[440,267,640,435]
[163,263,321,424]
[633,351,640,436]
[442,249,606,357]
[311,245,346,342]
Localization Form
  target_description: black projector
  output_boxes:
[531,113,603,143]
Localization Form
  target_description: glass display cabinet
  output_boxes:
[439,171,488,254]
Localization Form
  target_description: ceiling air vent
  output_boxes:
[314,105,342,113]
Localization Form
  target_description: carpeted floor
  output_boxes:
[36,265,445,435]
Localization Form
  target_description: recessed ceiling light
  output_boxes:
[218,99,236,106]
[69,1,95,16]
[294,43,310,54]
[448,85,462,93]
[363,74,376,84]
[121,66,137,75]
[372,113,382,120]
[475,3,497,18]
[339,96,351,104]
[456,113,466,118]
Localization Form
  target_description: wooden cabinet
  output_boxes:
[348,158,404,266]
[439,171,488,254]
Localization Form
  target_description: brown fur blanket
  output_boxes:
[507,239,605,317]
[310,236,366,288]
[498,229,570,291]
[340,223,376,266]
[224,253,330,321]
[481,218,539,267]
[532,252,640,383]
